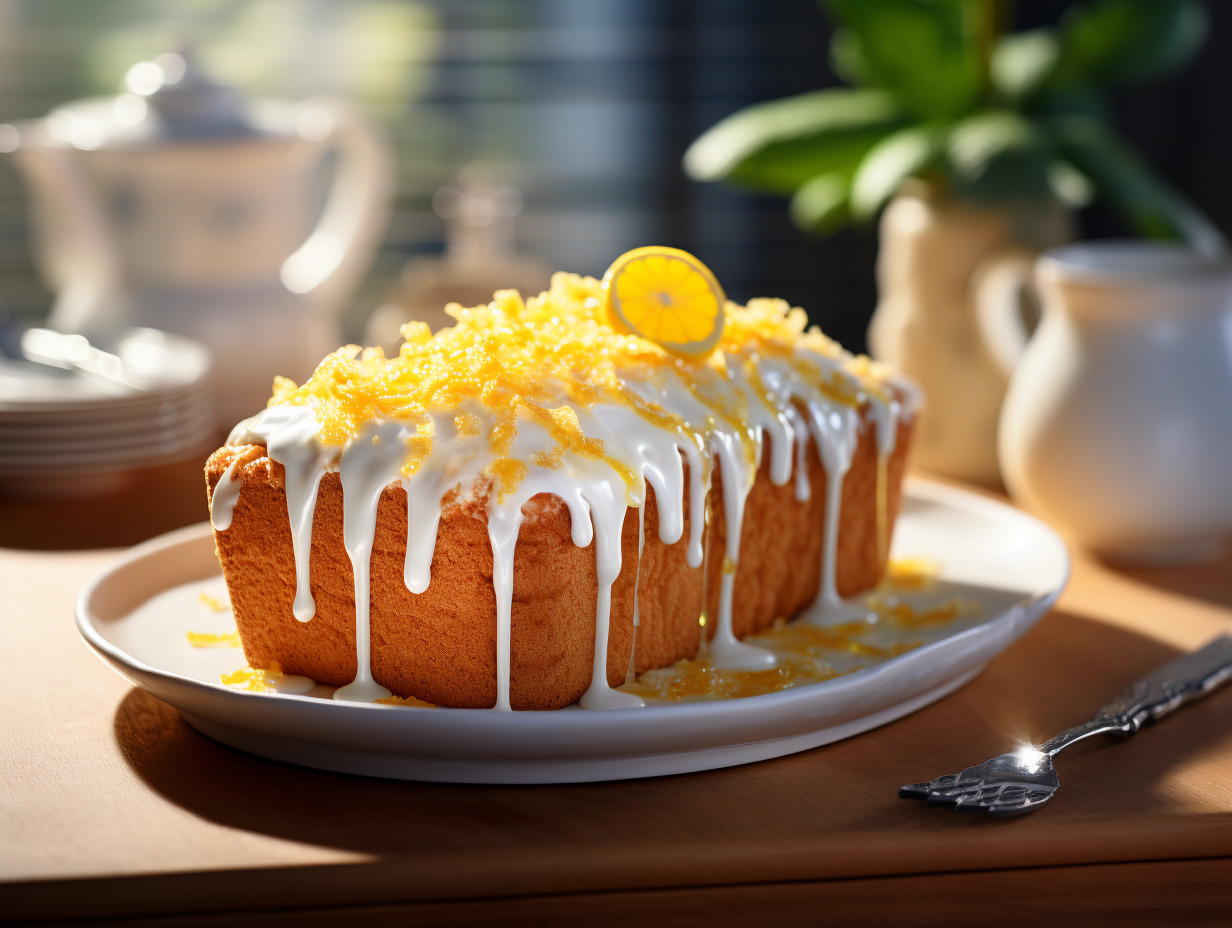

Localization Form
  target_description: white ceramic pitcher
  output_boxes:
[1,49,393,426]
[998,242,1232,564]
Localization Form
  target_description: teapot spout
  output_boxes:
[1,122,121,332]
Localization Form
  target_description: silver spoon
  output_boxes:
[900,635,1232,817]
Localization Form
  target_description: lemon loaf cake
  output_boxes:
[206,249,918,710]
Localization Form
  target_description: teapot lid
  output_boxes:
[42,46,290,149]
[132,47,256,139]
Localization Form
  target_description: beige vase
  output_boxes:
[868,183,1072,486]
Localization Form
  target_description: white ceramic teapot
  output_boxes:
[1,49,393,427]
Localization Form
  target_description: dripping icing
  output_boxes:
[333,420,403,703]
[626,504,645,686]
[209,458,241,531]
[706,428,777,670]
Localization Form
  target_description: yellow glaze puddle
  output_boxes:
[759,619,923,659]
[867,593,980,628]
[625,654,839,701]
[620,580,980,704]
[883,556,942,591]
[375,694,437,708]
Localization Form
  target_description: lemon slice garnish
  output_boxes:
[602,246,726,357]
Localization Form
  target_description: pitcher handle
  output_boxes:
[280,99,394,317]
[971,245,1040,379]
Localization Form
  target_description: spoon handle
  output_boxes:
[1041,635,1232,756]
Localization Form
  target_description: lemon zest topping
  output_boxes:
[401,418,435,477]
[266,267,895,500]
[490,458,527,503]
[531,447,564,470]
[197,592,229,613]
[187,629,241,648]
[221,662,286,692]
[454,412,482,437]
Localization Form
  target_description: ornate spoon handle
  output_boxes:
[1040,635,1232,757]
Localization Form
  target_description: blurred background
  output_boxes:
[2,0,1230,549]
[1,0,1228,353]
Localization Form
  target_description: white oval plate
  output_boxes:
[77,480,1069,784]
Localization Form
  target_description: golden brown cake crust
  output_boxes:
[207,412,912,710]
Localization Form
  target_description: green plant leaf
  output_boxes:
[943,110,1054,201]
[850,126,940,220]
[1051,0,1207,88]
[683,88,905,194]
[1029,87,1111,122]
[1048,115,1225,250]
[823,0,982,119]
[946,111,1038,173]
[828,28,879,88]
[790,173,851,235]
[992,29,1061,103]
[1047,159,1095,207]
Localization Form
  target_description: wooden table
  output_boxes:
[2,476,1230,927]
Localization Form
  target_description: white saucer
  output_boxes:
[0,327,212,412]
[0,328,215,493]
[76,480,1069,784]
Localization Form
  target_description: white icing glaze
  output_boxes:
[681,435,709,569]
[218,333,917,709]
[625,503,645,686]
[403,473,446,595]
[784,404,812,503]
[577,476,644,710]
[802,399,869,624]
[268,413,329,622]
[706,427,776,670]
[209,458,241,530]
[334,419,403,703]
[229,407,332,622]
[486,490,523,713]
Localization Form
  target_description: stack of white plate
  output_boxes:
[0,328,215,498]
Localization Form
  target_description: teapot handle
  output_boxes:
[280,99,394,321]
[971,245,1041,379]
[4,125,121,333]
